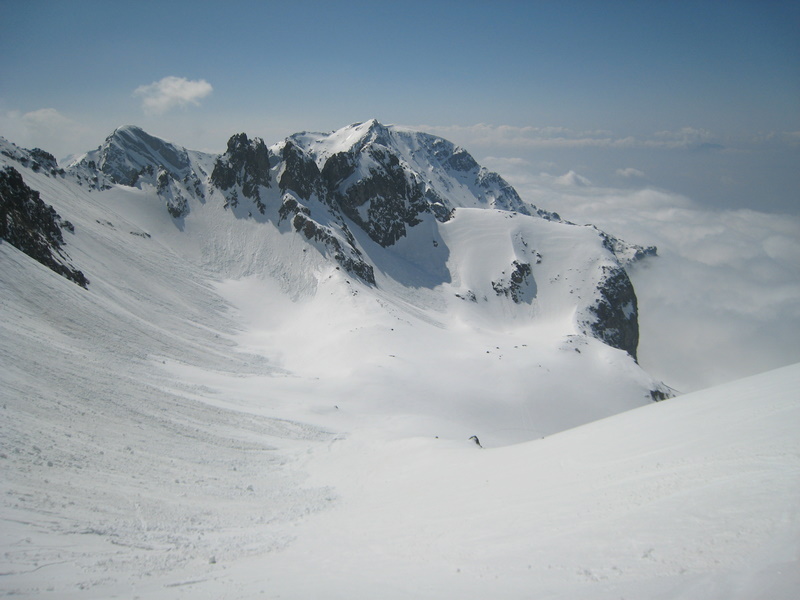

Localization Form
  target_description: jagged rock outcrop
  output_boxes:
[95,126,192,186]
[492,261,535,303]
[48,121,659,357]
[278,193,375,284]
[211,133,272,212]
[279,140,322,201]
[0,166,88,287]
[321,145,430,247]
[597,228,657,266]
[1,140,65,177]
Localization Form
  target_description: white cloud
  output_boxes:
[752,130,800,148]
[616,167,646,179]
[1,107,80,141]
[133,76,213,115]
[653,126,713,143]
[20,107,75,131]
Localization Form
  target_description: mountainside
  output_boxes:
[1,123,672,431]
[0,121,677,447]
[64,120,655,359]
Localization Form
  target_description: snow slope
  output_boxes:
[264,363,800,600]
[2,245,797,599]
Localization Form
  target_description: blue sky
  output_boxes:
[1,0,798,212]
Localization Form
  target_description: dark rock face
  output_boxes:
[28,149,59,174]
[492,261,535,303]
[291,213,375,285]
[322,147,429,247]
[0,166,88,288]
[278,193,375,284]
[211,133,271,212]
[279,140,322,201]
[585,266,639,360]
[446,147,479,172]
[598,229,657,265]
[650,387,673,402]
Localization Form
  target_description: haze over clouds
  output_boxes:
[0,106,93,159]
[415,123,724,151]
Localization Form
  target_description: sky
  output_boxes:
[1,0,797,212]
[1,0,798,389]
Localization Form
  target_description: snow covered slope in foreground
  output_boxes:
[283,362,800,600]
[3,305,798,600]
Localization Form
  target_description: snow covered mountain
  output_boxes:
[2,120,670,426]
[67,120,654,356]
[2,122,797,599]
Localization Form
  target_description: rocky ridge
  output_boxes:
[0,164,88,287]
[6,121,659,361]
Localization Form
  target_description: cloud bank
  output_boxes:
[0,107,95,160]
[134,76,213,115]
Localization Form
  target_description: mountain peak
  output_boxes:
[72,126,191,188]
[110,124,147,137]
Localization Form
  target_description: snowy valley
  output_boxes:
[1,121,797,599]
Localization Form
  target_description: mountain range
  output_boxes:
[5,119,658,363]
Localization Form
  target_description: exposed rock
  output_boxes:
[28,148,59,174]
[211,133,271,213]
[321,146,429,247]
[0,166,88,288]
[92,126,191,187]
[157,167,190,218]
[597,228,657,266]
[650,386,674,402]
[492,261,535,303]
[277,194,310,225]
[279,140,322,201]
[0,140,64,177]
[446,147,479,172]
[68,126,203,216]
[290,210,375,285]
[583,266,639,360]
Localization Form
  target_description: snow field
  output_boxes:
[266,363,800,599]
[2,138,797,598]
